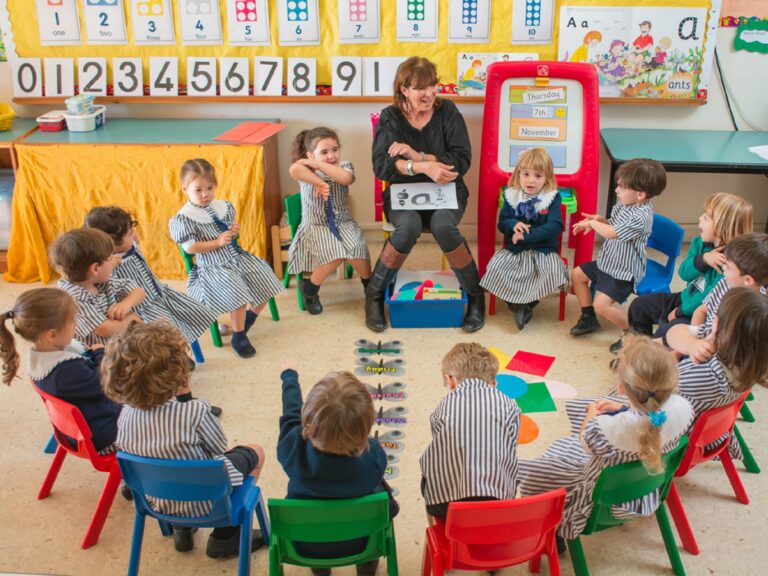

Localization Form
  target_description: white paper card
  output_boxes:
[448,0,490,44]
[132,0,175,44]
[149,57,178,95]
[332,56,362,96]
[397,0,437,42]
[362,57,408,96]
[36,0,82,45]
[44,58,75,97]
[179,0,223,45]
[390,182,458,210]
[338,0,380,44]
[78,58,108,96]
[254,57,283,96]
[12,59,44,98]
[219,57,250,96]
[287,58,316,96]
[83,0,128,45]
[512,0,554,44]
[277,0,320,45]
[226,0,270,45]
[186,57,217,96]
[113,57,144,96]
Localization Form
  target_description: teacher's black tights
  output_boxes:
[386,207,466,254]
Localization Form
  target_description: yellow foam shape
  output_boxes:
[489,347,513,369]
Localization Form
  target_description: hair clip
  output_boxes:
[648,410,667,427]
[3,310,13,320]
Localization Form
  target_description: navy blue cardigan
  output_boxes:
[498,191,564,255]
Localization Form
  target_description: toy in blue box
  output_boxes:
[385,270,467,328]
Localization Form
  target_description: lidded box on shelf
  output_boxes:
[63,105,106,132]
[65,94,95,115]
[36,111,67,132]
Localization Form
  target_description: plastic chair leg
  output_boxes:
[296,272,305,311]
[127,512,147,576]
[489,294,496,316]
[345,262,354,279]
[656,502,687,576]
[739,402,756,423]
[666,482,699,555]
[719,449,750,504]
[548,549,561,576]
[210,322,223,348]
[746,392,755,401]
[38,445,67,499]
[190,340,204,363]
[268,540,282,576]
[255,492,271,544]
[529,553,541,573]
[567,536,589,576]
[157,520,173,536]
[81,464,121,548]
[387,531,399,576]
[268,297,280,321]
[559,289,567,321]
[420,542,432,576]
[283,272,291,289]
[238,508,254,576]
[43,433,57,454]
[733,425,760,473]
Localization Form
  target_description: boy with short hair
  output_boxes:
[420,342,520,520]
[570,158,666,337]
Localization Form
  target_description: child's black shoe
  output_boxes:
[609,337,624,354]
[231,332,256,358]
[174,526,197,553]
[300,279,323,315]
[205,529,265,559]
[120,484,133,501]
[514,305,533,330]
[570,313,601,336]
[555,535,567,555]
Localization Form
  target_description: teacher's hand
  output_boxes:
[388,141,417,160]
[421,161,458,184]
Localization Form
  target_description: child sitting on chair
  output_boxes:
[102,321,265,558]
[277,366,397,576]
[420,342,520,521]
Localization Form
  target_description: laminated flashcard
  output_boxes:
[376,406,408,427]
[78,58,108,96]
[448,0,490,44]
[179,0,223,44]
[219,57,250,96]
[355,357,406,377]
[354,339,404,356]
[362,57,408,96]
[456,52,538,95]
[278,0,320,45]
[186,57,217,96]
[384,466,399,480]
[396,0,437,42]
[365,382,408,402]
[287,57,316,96]
[390,182,458,211]
[132,0,175,44]
[112,57,144,96]
[338,0,380,44]
[149,56,178,95]
[226,0,270,45]
[44,58,75,97]
[512,0,554,44]
[83,0,128,45]
[12,59,44,98]
[36,0,81,45]
[332,56,363,96]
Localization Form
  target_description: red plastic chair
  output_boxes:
[488,202,569,321]
[421,488,566,576]
[666,391,759,555]
[32,382,122,549]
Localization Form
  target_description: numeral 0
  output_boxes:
[17,63,38,94]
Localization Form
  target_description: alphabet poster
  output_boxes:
[558,5,708,99]
[83,0,128,45]
[456,51,539,95]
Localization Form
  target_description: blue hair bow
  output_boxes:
[648,410,667,427]
[514,196,541,222]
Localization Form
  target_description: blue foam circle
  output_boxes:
[496,374,528,399]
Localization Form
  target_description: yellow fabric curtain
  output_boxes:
[4,143,266,283]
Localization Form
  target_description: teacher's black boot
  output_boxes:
[365,243,407,332]
[446,243,485,333]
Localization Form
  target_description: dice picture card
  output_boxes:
[512,0,554,44]
[338,0,380,44]
[179,0,223,44]
[277,0,320,45]
[226,0,270,45]
[448,0,490,44]
[83,0,128,45]
[397,0,437,42]
[36,0,81,45]
[132,0,175,44]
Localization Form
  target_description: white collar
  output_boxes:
[28,341,89,380]
[178,199,228,224]
[503,187,558,212]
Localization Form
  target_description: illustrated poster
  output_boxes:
[338,0,380,44]
[36,0,81,45]
[226,0,270,45]
[558,5,708,99]
[277,0,320,45]
[396,0,438,42]
[132,0,175,44]
[512,0,554,44]
[448,0,490,44]
[456,52,539,95]
[83,0,128,44]
[179,0,223,44]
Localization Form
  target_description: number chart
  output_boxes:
[226,0,270,45]
[277,0,320,45]
[338,0,380,44]
[448,0,490,44]
[83,0,128,45]
[179,0,223,45]
[132,0,175,44]
[511,0,554,44]
[397,0,437,42]
[35,0,81,45]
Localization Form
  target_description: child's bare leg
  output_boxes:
[594,293,629,330]
[310,259,344,285]
[350,258,372,279]
[252,303,266,314]
[572,267,593,307]
[230,305,246,332]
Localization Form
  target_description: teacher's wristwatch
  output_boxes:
[405,160,415,176]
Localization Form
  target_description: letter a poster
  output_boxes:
[558,6,708,99]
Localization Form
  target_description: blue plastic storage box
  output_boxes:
[385,286,467,328]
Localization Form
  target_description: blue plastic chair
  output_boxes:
[636,214,685,295]
[117,452,270,576]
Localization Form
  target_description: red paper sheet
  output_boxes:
[506,350,556,377]
[213,121,267,142]
[240,122,286,143]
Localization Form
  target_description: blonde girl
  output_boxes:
[168,159,283,359]
[288,127,371,315]
[480,147,569,330]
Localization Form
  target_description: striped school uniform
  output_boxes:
[693,279,766,338]
[420,378,520,507]
[117,398,242,517]
[58,277,171,346]
[480,188,569,304]
[287,161,369,274]
[114,243,217,342]
[169,200,283,316]
[598,202,654,289]
[519,394,693,539]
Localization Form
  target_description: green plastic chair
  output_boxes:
[177,245,280,348]
[283,192,353,311]
[567,436,689,576]
[740,392,756,423]
[267,492,398,576]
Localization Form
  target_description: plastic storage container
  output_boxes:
[385,285,467,328]
[36,111,68,132]
[64,105,106,132]
[65,94,95,115]
[0,103,15,131]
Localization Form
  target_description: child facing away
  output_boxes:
[420,343,520,520]
[288,127,371,315]
[85,206,218,357]
[168,159,283,358]
[0,288,121,454]
[518,337,693,549]
[613,192,753,353]
[666,233,768,363]
[570,158,666,340]
[102,322,266,557]
[480,147,569,330]
[277,367,397,576]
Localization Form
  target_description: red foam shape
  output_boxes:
[506,350,556,377]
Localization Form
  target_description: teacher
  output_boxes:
[367,57,484,333]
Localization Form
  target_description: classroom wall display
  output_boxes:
[179,0,223,45]
[338,0,380,44]
[720,0,768,26]
[277,0,320,45]
[83,0,128,45]
[456,51,539,95]
[225,0,270,45]
[448,0,491,44]
[512,0,555,44]
[0,25,6,61]
[397,0,438,42]
[132,0,175,44]
[35,0,81,45]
